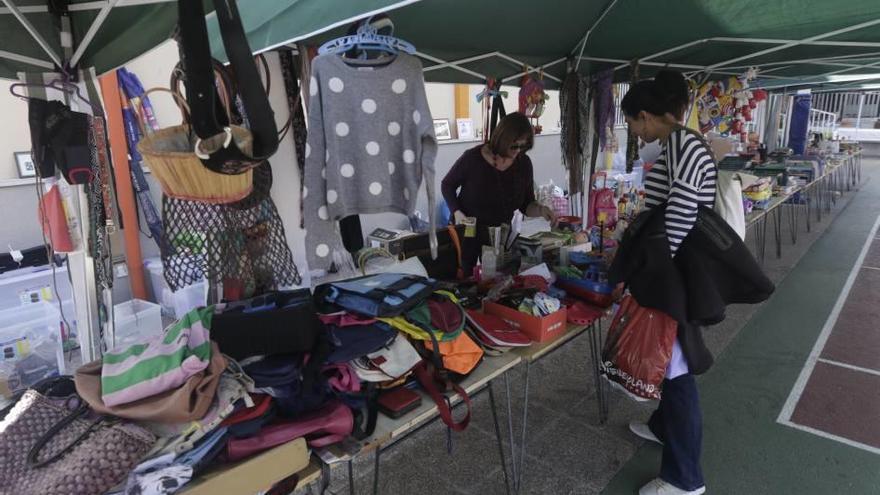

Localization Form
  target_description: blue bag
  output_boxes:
[323,273,437,317]
[325,321,397,364]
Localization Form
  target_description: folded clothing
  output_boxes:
[99,307,213,407]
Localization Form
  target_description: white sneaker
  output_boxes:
[639,478,706,495]
[629,422,663,445]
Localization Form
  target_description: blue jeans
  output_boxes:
[648,374,704,491]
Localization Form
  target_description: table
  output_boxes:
[509,317,606,494]
[320,350,523,495]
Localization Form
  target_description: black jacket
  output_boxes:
[609,206,774,374]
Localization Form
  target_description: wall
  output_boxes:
[0,80,33,180]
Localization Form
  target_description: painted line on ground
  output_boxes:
[817,358,880,377]
[778,419,880,456]
[777,212,880,425]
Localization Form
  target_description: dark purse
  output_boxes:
[0,376,155,495]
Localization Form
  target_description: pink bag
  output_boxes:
[225,400,353,461]
[587,172,618,228]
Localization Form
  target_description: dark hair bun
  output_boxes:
[620,70,690,120]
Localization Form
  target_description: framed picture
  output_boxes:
[433,119,453,141]
[456,118,474,140]
[14,152,36,178]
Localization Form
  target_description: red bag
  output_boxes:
[587,172,618,228]
[600,295,677,401]
[38,185,73,252]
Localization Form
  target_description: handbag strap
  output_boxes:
[350,382,379,441]
[178,0,278,172]
[27,400,106,468]
[413,361,471,432]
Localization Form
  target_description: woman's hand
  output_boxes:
[453,210,468,225]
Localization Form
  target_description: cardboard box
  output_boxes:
[483,301,567,343]
[180,437,309,495]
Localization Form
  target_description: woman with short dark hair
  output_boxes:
[441,112,556,272]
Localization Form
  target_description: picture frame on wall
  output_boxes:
[456,118,474,140]
[14,152,36,178]
[433,119,453,141]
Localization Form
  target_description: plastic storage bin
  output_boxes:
[0,302,65,398]
[144,257,206,319]
[113,298,163,348]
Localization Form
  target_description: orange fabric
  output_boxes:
[425,331,483,375]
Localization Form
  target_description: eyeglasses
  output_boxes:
[510,143,530,151]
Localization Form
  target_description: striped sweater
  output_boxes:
[644,128,718,256]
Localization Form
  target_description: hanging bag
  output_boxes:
[177,0,278,175]
[600,295,677,401]
[587,171,617,227]
[137,88,254,203]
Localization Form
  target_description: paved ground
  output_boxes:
[298,158,879,495]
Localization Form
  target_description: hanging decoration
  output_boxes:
[476,78,508,141]
[696,68,765,142]
[595,69,615,150]
[625,61,640,173]
[518,70,549,134]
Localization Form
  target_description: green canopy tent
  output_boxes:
[3,0,880,86]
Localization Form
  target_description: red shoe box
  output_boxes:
[483,301,567,343]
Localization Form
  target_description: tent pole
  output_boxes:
[572,0,619,71]
[416,51,486,80]
[0,0,63,68]
[855,92,866,140]
[710,37,880,48]
[0,49,53,69]
[613,39,711,71]
[705,18,880,71]
[501,57,567,84]
[98,71,148,300]
[70,0,120,68]
[580,55,704,71]
[422,52,499,72]
[494,53,562,83]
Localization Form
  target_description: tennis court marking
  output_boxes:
[776,212,880,455]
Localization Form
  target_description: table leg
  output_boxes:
[489,381,513,495]
[348,460,355,495]
[504,373,518,485]
[516,364,532,494]
[788,203,798,245]
[372,448,381,495]
[773,207,782,259]
[321,462,333,495]
[588,319,607,424]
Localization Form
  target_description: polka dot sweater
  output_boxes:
[303,53,438,275]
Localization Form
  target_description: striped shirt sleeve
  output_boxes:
[664,130,717,256]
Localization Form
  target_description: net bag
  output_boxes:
[160,161,301,293]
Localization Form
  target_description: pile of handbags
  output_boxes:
[0,272,487,494]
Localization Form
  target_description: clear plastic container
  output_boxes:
[0,302,64,398]
[144,257,206,319]
[113,298,163,349]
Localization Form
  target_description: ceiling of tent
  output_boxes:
[2,0,880,92]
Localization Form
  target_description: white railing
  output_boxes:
[808,108,838,139]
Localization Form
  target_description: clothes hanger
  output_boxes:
[318,16,415,57]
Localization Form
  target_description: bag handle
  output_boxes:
[447,225,464,280]
[27,399,107,468]
[413,361,471,432]
[178,0,278,172]
[142,87,191,126]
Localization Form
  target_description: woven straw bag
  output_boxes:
[137,88,254,204]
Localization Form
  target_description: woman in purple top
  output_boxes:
[441,112,556,271]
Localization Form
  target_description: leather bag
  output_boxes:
[0,378,155,495]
